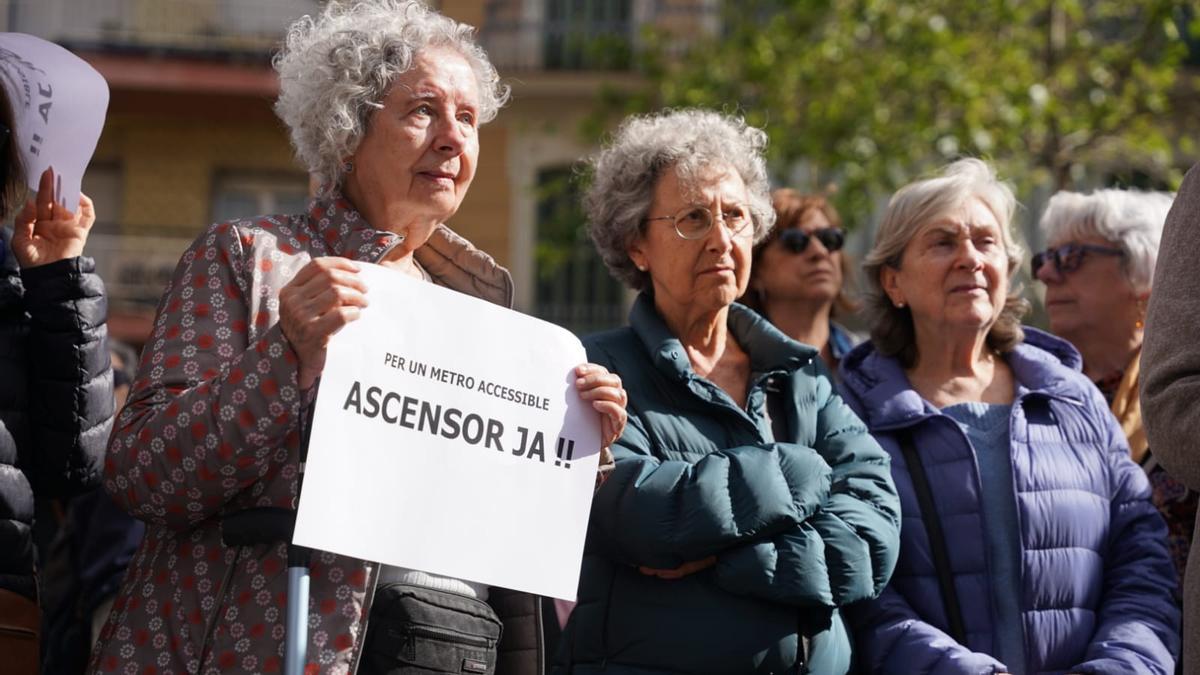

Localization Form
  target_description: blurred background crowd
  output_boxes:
[2,0,1195,346]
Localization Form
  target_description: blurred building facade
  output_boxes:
[0,0,718,344]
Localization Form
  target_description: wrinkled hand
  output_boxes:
[11,167,95,268]
[639,556,717,580]
[574,363,627,455]
[279,257,368,390]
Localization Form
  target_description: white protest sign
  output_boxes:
[293,263,603,600]
[0,33,109,208]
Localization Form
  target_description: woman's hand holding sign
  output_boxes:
[574,363,627,463]
[11,167,95,268]
[280,257,369,391]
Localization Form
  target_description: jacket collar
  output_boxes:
[629,293,817,382]
[306,196,514,309]
[828,321,860,361]
[839,326,1086,431]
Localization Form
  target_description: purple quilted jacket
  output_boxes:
[839,328,1179,674]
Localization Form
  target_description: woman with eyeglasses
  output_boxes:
[553,109,901,675]
[742,190,860,377]
[843,159,1179,673]
[1034,188,1196,589]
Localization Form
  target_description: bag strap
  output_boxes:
[898,429,968,645]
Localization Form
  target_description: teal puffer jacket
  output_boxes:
[555,295,901,675]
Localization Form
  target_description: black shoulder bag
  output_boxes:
[898,430,968,645]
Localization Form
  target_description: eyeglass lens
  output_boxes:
[674,207,751,239]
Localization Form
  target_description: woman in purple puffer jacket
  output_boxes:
[842,158,1179,674]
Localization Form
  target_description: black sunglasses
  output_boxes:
[778,227,845,254]
[1032,242,1124,276]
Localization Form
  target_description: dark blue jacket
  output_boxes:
[0,230,112,600]
[556,295,900,675]
[840,328,1180,674]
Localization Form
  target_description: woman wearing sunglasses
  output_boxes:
[1035,187,1196,590]
[843,159,1178,673]
[742,190,860,376]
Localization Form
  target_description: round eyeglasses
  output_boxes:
[1032,242,1124,277]
[645,205,754,240]
[778,227,845,254]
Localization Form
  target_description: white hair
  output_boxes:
[273,0,509,196]
[585,109,776,290]
[1038,188,1174,292]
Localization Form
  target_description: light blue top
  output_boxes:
[943,401,1026,675]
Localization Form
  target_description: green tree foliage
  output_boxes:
[606,0,1196,227]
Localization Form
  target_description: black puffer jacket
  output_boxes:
[0,229,112,600]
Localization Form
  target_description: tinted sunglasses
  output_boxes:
[778,227,845,254]
[1032,242,1124,276]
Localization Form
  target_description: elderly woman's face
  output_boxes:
[344,48,480,236]
[882,198,1009,337]
[1036,233,1141,343]
[753,209,844,308]
[629,165,753,319]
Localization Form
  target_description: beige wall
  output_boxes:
[95,91,300,237]
[438,0,485,27]
[448,123,512,267]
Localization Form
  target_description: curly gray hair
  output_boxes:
[862,158,1029,366]
[1038,188,1174,293]
[273,0,509,196]
[585,109,776,290]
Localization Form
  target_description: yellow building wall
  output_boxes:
[437,0,485,28]
[94,108,514,269]
[93,111,300,237]
[447,123,511,267]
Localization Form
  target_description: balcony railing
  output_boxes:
[5,0,718,70]
[480,0,719,72]
[5,0,320,57]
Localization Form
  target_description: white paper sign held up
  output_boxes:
[0,33,109,208]
[294,263,602,600]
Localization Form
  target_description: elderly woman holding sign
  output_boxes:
[92,2,625,673]
[556,109,902,675]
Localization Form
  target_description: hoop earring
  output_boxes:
[343,160,354,174]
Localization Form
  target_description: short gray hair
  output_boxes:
[585,109,776,290]
[273,0,509,196]
[863,158,1029,366]
[1037,188,1174,293]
